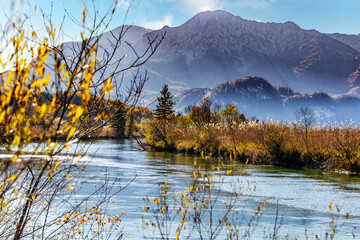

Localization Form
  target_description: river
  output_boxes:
[68,139,360,239]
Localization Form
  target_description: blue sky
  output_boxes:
[121,0,360,35]
[1,0,360,39]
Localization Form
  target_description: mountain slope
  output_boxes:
[327,33,360,52]
[138,10,360,95]
[174,88,210,112]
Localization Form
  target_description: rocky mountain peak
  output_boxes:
[187,10,240,23]
[283,21,301,30]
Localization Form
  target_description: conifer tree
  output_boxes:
[111,102,127,138]
[154,84,175,120]
[126,111,135,138]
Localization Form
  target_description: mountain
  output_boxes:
[175,76,360,121]
[174,88,210,113]
[200,76,284,119]
[38,10,360,116]
[138,10,360,96]
[327,33,360,52]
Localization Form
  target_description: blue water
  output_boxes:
[65,140,360,239]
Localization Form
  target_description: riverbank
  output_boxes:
[142,119,360,175]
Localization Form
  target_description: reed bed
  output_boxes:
[142,119,360,174]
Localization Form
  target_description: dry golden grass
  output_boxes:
[143,119,360,174]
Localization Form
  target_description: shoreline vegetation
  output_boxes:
[141,120,360,175]
[135,96,360,175]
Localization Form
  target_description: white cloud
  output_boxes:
[233,0,275,8]
[179,0,224,13]
[117,0,131,8]
[140,14,173,30]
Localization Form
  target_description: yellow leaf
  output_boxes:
[67,127,76,141]
[11,156,18,163]
[49,142,58,154]
[66,184,71,193]
[72,107,84,123]
[61,71,69,81]
[66,106,77,118]
[82,9,86,23]
[93,112,105,121]
[54,159,60,173]
[0,111,5,123]
[31,75,50,88]
[40,103,47,118]
[12,135,21,146]
[58,63,65,72]
[5,89,12,105]
[47,166,53,182]
[4,71,13,90]
[8,175,17,182]
[103,77,114,95]
[227,225,231,231]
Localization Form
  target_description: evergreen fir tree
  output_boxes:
[154,84,175,120]
[125,111,135,138]
[111,102,127,138]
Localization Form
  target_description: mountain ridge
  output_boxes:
[174,76,360,121]
[132,10,360,96]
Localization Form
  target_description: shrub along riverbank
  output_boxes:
[140,107,360,174]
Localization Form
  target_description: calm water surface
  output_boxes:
[71,140,360,239]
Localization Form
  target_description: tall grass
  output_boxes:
[142,119,360,174]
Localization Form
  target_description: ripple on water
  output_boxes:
[55,140,360,239]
